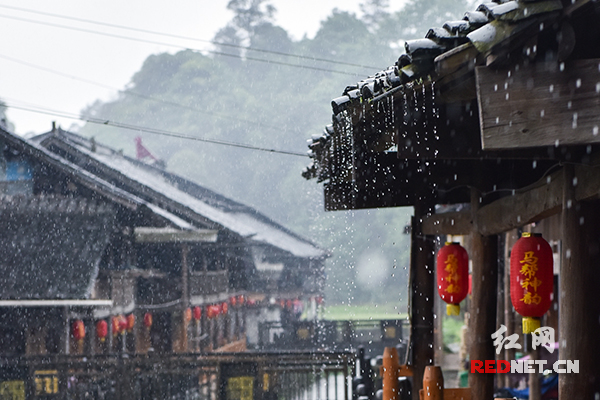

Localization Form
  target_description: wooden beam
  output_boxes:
[476,60,600,150]
[477,163,600,236]
[421,210,472,235]
[134,227,217,243]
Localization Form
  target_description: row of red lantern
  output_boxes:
[71,313,154,343]
[277,299,304,310]
[436,233,553,333]
[75,296,246,341]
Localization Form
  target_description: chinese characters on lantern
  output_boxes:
[444,254,461,294]
[491,324,556,355]
[520,251,542,305]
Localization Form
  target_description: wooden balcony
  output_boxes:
[189,270,228,297]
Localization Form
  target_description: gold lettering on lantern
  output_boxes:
[520,251,542,305]
[444,254,461,293]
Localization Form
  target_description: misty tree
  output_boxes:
[213,0,277,59]
[0,100,15,132]
[360,0,390,32]
[392,0,470,38]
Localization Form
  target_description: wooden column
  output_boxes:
[495,233,505,390]
[503,230,518,388]
[559,165,600,398]
[468,189,498,400]
[410,201,435,400]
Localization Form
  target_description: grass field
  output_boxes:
[321,303,408,320]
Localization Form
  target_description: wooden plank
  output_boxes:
[476,60,600,149]
[134,227,217,243]
[421,210,472,235]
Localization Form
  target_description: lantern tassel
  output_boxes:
[522,317,541,334]
[446,304,460,316]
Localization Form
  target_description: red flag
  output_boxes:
[135,136,157,160]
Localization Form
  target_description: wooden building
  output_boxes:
[0,124,327,358]
[304,0,600,398]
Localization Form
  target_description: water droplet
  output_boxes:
[576,78,582,88]
[505,93,510,101]
[532,160,537,168]
[540,109,545,117]
[568,101,572,109]
[560,62,565,71]
[494,84,498,91]
[593,126,598,136]
[579,216,585,225]
[555,139,560,147]
[572,113,578,129]
[566,249,571,258]
[549,84,554,93]
[573,177,578,186]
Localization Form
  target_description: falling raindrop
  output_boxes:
[576,78,582,88]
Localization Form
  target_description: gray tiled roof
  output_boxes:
[35,129,328,260]
[0,195,115,299]
[303,0,596,181]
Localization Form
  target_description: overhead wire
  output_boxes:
[3,99,308,158]
[0,12,364,77]
[0,53,285,133]
[0,3,381,71]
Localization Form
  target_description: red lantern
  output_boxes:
[96,320,108,342]
[221,302,228,314]
[237,295,244,305]
[230,296,237,306]
[112,315,126,336]
[207,305,219,319]
[510,232,553,333]
[193,306,202,321]
[436,242,469,316]
[184,307,192,323]
[126,314,135,332]
[112,316,119,336]
[72,320,85,341]
[143,313,153,329]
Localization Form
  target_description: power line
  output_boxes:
[0,3,380,71]
[3,99,308,158]
[0,53,285,132]
[0,12,363,77]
